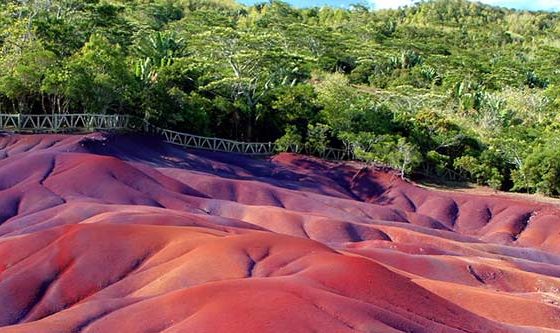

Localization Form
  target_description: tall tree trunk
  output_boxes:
[246,98,256,141]
[232,110,240,139]
[41,94,47,114]
[246,117,253,141]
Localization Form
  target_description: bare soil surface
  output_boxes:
[0,133,559,332]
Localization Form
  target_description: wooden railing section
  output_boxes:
[0,113,353,160]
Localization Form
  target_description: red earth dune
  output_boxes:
[0,132,559,332]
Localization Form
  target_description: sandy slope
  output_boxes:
[0,132,559,332]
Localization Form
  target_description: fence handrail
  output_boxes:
[0,113,354,160]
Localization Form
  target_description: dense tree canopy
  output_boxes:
[1,0,559,194]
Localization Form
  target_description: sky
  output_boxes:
[238,0,560,11]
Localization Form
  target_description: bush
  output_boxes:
[275,125,303,153]
[512,140,560,195]
[454,155,503,190]
[341,132,421,178]
[525,71,549,89]
[426,150,450,176]
[306,123,330,155]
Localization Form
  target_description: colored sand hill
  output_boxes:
[0,132,560,333]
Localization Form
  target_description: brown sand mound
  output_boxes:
[0,132,559,332]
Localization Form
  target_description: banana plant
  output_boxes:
[133,31,184,84]
[134,57,157,84]
[135,31,184,68]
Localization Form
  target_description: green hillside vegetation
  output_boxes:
[1,0,560,194]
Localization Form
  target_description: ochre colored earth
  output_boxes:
[1,133,560,333]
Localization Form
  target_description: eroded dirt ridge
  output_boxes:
[0,133,560,333]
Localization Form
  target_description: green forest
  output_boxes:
[1,0,560,194]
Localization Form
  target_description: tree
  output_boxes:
[316,72,386,134]
[315,72,359,133]
[133,31,187,120]
[341,132,422,178]
[134,31,185,72]
[137,58,209,131]
[0,40,56,113]
[267,83,319,140]
[193,27,304,140]
[454,155,503,190]
[392,137,422,179]
[512,138,560,195]
[62,34,136,114]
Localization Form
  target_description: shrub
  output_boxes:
[275,125,303,153]
[512,140,560,195]
[454,155,503,190]
[306,123,330,155]
[341,132,421,178]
